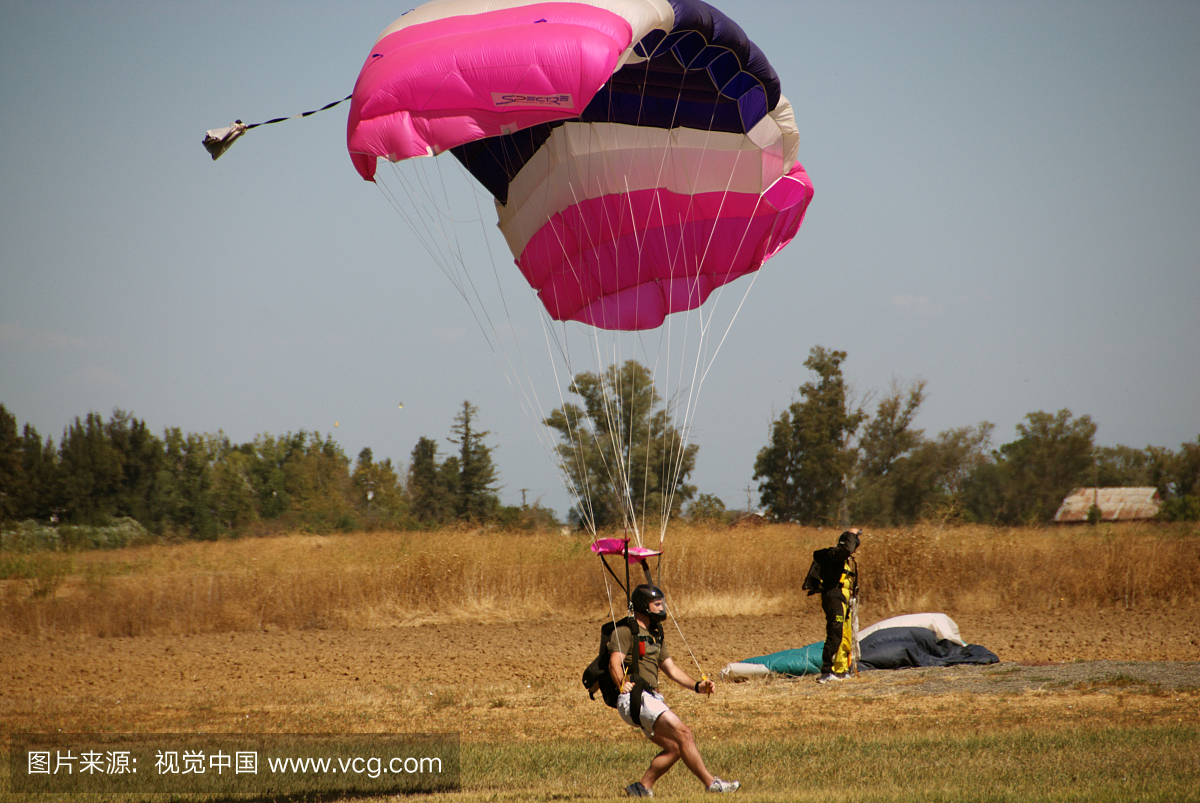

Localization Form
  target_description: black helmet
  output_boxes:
[631,584,667,622]
[837,530,861,553]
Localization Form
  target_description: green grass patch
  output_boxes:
[458,726,1199,802]
[3,725,1195,802]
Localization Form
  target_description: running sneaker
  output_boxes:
[625,781,654,797]
[816,673,842,684]
[707,777,740,793]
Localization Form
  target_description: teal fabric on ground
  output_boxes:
[741,641,824,676]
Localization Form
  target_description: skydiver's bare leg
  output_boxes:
[640,710,715,790]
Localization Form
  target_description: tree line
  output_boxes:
[0,401,554,539]
[753,346,1200,526]
[3,347,1197,542]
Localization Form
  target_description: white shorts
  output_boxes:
[616,689,670,737]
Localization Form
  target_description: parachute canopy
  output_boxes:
[347,0,813,331]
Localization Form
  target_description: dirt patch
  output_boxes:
[3,607,1198,736]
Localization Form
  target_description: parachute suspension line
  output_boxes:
[657,148,723,538]
[661,585,705,678]
[430,154,514,355]
[550,332,603,537]
[376,161,519,362]
[601,564,620,627]
[379,158,587,529]
[508,131,596,533]
[603,67,687,545]
[467,153,627,529]
[518,151,602,484]
[639,67,689,545]
[629,56,683,537]
[378,161,507,359]
[538,317,592,531]
[543,126,647,546]
[648,58,737,541]
[643,66,719,543]
[374,165,453,277]
[594,331,643,546]
[615,175,650,543]
[535,174,644,540]
[453,153,553,441]
[653,72,775,539]
[376,159,529,400]
[525,122,636,539]
[381,161,473,299]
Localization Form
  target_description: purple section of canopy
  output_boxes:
[590,538,663,562]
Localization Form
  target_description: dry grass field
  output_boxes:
[2,523,1199,801]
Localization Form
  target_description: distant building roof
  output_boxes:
[1054,487,1162,523]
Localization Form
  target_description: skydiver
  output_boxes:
[802,528,861,683]
[609,584,740,796]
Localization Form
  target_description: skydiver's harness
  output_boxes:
[581,540,661,727]
[582,616,664,726]
[803,549,858,599]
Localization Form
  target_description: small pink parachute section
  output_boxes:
[591,538,663,563]
[347,3,632,180]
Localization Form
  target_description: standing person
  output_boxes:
[802,528,861,683]
[609,584,740,797]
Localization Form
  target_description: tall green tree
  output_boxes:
[245,432,306,520]
[1169,437,1200,498]
[964,409,1096,524]
[0,404,22,525]
[447,401,500,522]
[157,428,219,538]
[57,412,125,525]
[1008,409,1096,523]
[849,379,927,524]
[210,446,259,531]
[17,426,58,522]
[352,447,408,525]
[899,423,995,522]
[409,436,451,525]
[1160,437,1200,521]
[754,347,864,524]
[1093,444,1155,487]
[544,360,697,531]
[105,409,163,525]
[685,492,728,524]
[280,432,354,532]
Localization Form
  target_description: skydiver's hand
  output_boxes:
[621,680,634,694]
[696,679,716,695]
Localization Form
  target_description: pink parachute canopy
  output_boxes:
[590,538,662,563]
[347,0,813,331]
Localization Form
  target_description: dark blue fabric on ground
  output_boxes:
[857,627,999,670]
[739,628,999,676]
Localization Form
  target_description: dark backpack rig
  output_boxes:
[581,538,662,725]
[582,615,637,708]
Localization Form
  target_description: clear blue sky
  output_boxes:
[3,1,1197,518]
